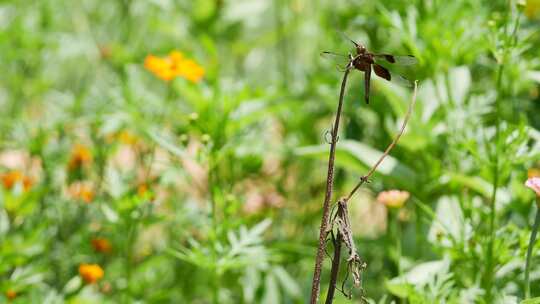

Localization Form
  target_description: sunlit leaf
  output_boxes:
[296,140,416,187]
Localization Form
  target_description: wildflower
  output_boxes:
[144,55,173,81]
[144,51,205,83]
[377,190,410,208]
[525,177,540,197]
[118,130,139,146]
[137,183,149,197]
[1,171,33,192]
[68,144,92,170]
[6,289,16,300]
[79,264,104,284]
[243,192,265,215]
[526,0,540,19]
[528,168,540,179]
[137,183,156,202]
[68,182,95,203]
[175,58,205,83]
[91,238,112,254]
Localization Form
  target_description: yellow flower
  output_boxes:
[91,238,112,254]
[79,264,104,284]
[68,182,95,203]
[118,130,140,146]
[144,55,174,81]
[176,59,205,83]
[168,50,184,63]
[68,144,92,171]
[144,51,205,83]
[526,0,540,19]
[376,190,410,208]
[1,171,33,192]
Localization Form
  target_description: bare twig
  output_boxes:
[345,81,418,202]
[325,230,342,304]
[310,63,352,304]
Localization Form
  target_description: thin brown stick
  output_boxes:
[325,231,342,304]
[345,81,418,202]
[310,67,351,304]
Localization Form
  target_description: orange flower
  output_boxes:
[144,55,174,81]
[144,51,205,83]
[79,264,104,284]
[137,183,148,197]
[5,289,16,300]
[176,59,205,83]
[68,182,95,203]
[1,171,33,191]
[377,190,410,208]
[137,183,155,201]
[91,238,112,253]
[68,144,92,170]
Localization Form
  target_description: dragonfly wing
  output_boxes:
[390,74,414,87]
[373,64,414,87]
[374,54,417,66]
[373,64,391,81]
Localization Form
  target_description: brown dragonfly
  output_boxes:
[322,39,417,104]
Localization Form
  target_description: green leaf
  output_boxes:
[147,130,186,158]
[63,276,82,294]
[385,280,414,298]
[441,172,492,198]
[449,66,471,105]
[521,298,540,304]
[0,208,9,236]
[527,71,540,83]
[100,204,119,223]
[261,273,279,304]
[273,266,301,297]
[296,140,416,187]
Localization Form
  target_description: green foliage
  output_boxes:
[0,0,539,303]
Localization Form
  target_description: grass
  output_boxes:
[0,0,540,303]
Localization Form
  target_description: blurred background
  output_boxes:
[1,0,540,303]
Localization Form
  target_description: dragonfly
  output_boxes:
[322,38,417,104]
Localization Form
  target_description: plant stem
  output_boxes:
[325,232,343,304]
[485,6,521,298]
[525,198,540,299]
[208,150,220,304]
[485,52,503,303]
[310,68,350,304]
[395,215,402,275]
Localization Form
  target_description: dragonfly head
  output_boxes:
[355,44,366,55]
